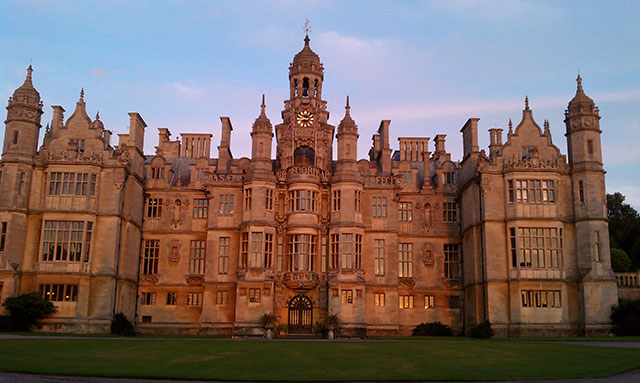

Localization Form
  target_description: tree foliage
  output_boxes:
[607,192,640,270]
[611,299,640,336]
[412,322,453,336]
[111,313,136,336]
[611,248,632,272]
[2,292,57,331]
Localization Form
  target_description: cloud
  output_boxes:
[161,82,205,99]
[428,0,562,23]
[91,68,107,78]
[314,31,408,83]
[353,89,640,126]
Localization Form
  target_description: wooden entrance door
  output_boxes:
[288,294,313,333]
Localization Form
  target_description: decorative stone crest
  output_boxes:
[186,274,204,286]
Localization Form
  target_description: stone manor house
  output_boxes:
[0,36,618,336]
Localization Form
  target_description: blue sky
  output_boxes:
[1,0,639,206]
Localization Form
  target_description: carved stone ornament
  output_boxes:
[398,277,415,288]
[186,274,204,286]
[141,275,159,285]
[168,240,181,262]
[422,244,434,266]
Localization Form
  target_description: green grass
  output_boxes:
[1,339,640,381]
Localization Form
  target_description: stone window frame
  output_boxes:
[399,295,414,309]
[521,290,561,308]
[39,283,78,302]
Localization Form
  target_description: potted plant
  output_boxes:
[260,312,278,339]
[325,314,341,340]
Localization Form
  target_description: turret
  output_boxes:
[564,75,617,333]
[3,66,43,161]
[564,75,602,167]
[336,96,358,163]
[249,95,274,178]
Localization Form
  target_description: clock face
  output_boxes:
[296,110,315,128]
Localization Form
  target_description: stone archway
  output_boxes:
[288,294,313,333]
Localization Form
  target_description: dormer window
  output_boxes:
[151,167,164,180]
[521,146,537,160]
[69,139,85,153]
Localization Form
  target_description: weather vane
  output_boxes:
[302,18,311,36]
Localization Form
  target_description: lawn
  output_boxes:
[0,338,639,381]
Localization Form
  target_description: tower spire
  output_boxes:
[345,95,350,115]
[79,88,84,102]
[25,65,33,86]
[576,74,584,94]
[261,94,266,114]
[524,96,530,110]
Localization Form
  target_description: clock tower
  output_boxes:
[275,34,335,172]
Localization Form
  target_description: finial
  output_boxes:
[95,111,100,120]
[524,96,529,110]
[302,18,311,36]
[576,74,583,92]
[260,94,266,114]
[544,119,550,133]
[508,119,513,134]
[45,122,50,132]
[24,65,33,85]
[79,88,84,102]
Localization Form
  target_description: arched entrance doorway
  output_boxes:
[288,294,313,333]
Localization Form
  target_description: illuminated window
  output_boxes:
[187,292,203,306]
[398,202,412,222]
[342,289,353,304]
[249,288,261,303]
[39,284,78,302]
[424,295,435,309]
[521,290,561,308]
[399,295,414,309]
[146,198,163,218]
[374,293,385,307]
[399,243,413,278]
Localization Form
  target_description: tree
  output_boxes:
[611,248,632,272]
[607,192,640,270]
[2,293,57,331]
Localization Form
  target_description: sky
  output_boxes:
[1,0,639,207]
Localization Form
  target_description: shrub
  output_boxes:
[470,321,493,338]
[276,324,288,336]
[324,314,341,330]
[111,313,136,336]
[611,248,632,272]
[411,322,453,336]
[313,322,327,337]
[260,312,278,329]
[611,299,640,336]
[0,316,9,332]
[2,292,57,331]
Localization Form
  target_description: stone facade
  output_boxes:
[0,37,617,336]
